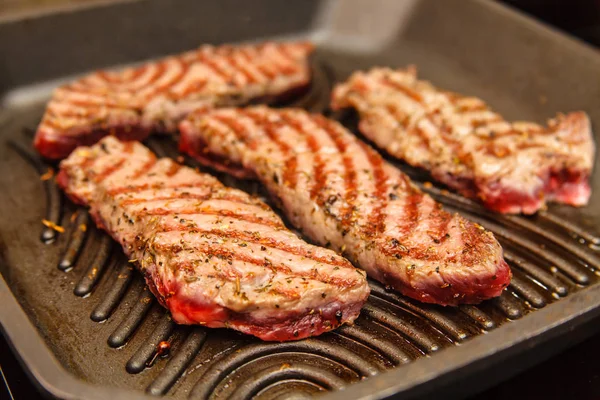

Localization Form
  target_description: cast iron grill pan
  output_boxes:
[1,1,599,399]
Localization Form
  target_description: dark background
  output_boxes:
[1,0,599,399]
[502,0,600,47]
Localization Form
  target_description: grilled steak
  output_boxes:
[35,41,314,159]
[331,67,595,214]
[179,106,512,306]
[57,136,369,341]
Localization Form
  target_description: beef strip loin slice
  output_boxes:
[179,106,511,306]
[57,136,369,341]
[36,41,314,160]
[331,67,595,214]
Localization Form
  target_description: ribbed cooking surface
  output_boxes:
[2,59,599,400]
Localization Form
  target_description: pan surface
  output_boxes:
[0,0,599,399]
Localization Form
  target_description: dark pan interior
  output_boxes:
[1,1,599,399]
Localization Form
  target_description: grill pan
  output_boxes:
[1,0,599,399]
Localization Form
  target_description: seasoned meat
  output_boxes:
[35,41,314,159]
[57,136,369,341]
[331,67,595,214]
[179,106,511,306]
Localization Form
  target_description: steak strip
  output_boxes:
[179,106,512,306]
[36,41,314,159]
[331,67,595,214]
[57,136,369,341]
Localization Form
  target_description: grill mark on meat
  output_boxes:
[98,66,151,87]
[143,62,167,91]
[382,78,423,103]
[159,224,352,269]
[414,125,432,153]
[422,116,457,159]
[123,142,134,153]
[480,127,546,140]
[359,141,388,235]
[45,111,103,124]
[383,104,433,153]
[143,58,189,99]
[307,136,326,204]
[257,63,279,80]
[214,45,233,56]
[425,206,454,245]
[131,156,158,179]
[53,93,134,111]
[47,105,128,120]
[259,64,280,80]
[435,117,465,155]
[444,92,462,105]
[380,201,442,262]
[282,157,299,189]
[94,158,127,183]
[242,109,297,188]
[96,70,122,85]
[237,47,254,62]
[389,204,451,262]
[58,85,106,96]
[197,54,234,83]
[384,80,470,164]
[470,115,504,128]
[384,104,409,127]
[216,54,249,85]
[313,115,358,233]
[211,114,258,151]
[107,181,210,196]
[276,43,297,63]
[137,207,285,229]
[279,112,326,204]
[178,78,208,98]
[127,191,267,210]
[227,56,260,84]
[98,62,166,93]
[160,244,361,288]
[166,162,182,177]
[118,192,250,206]
[400,192,422,238]
[61,99,133,111]
[274,43,301,75]
[240,48,277,79]
[256,44,295,76]
[79,154,97,173]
